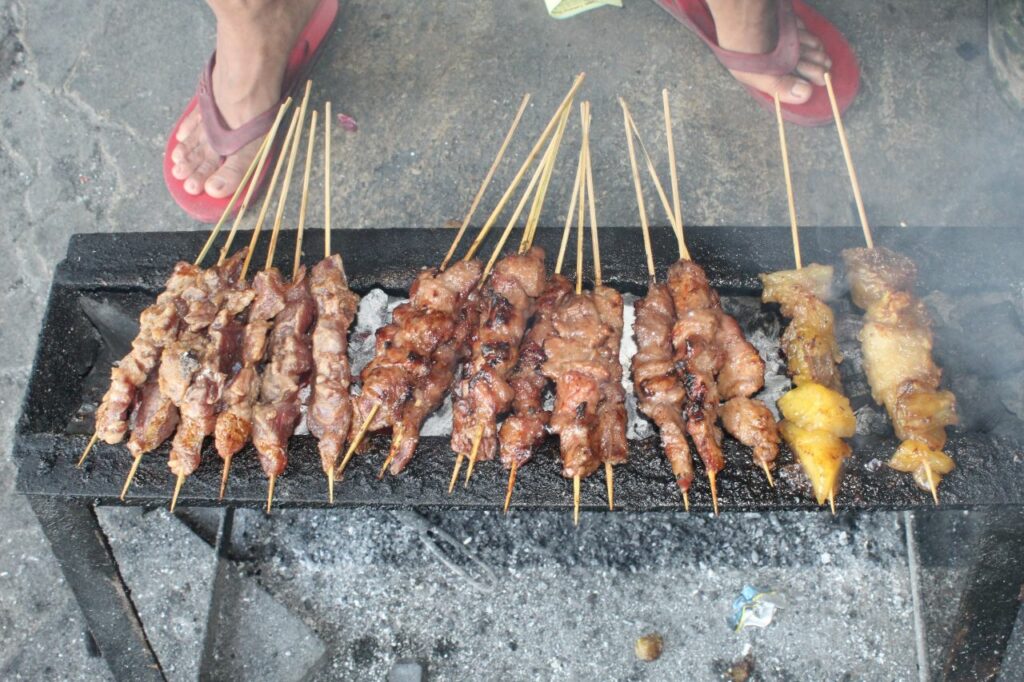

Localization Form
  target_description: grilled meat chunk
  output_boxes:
[307,255,360,475]
[452,247,546,465]
[94,261,199,444]
[590,285,627,467]
[252,267,316,477]
[721,397,779,468]
[631,282,693,491]
[126,377,179,460]
[499,274,573,467]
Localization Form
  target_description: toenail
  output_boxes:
[208,178,226,194]
[791,81,812,98]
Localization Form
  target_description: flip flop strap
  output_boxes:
[665,0,801,77]
[197,54,280,158]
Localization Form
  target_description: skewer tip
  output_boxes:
[170,472,185,513]
[120,454,143,501]
[448,453,465,495]
[337,401,381,480]
[266,474,276,514]
[708,470,720,517]
[464,425,484,488]
[761,460,775,488]
[378,431,401,480]
[219,455,232,501]
[573,474,581,527]
[828,489,837,516]
[77,433,99,468]
[503,461,519,514]
[328,468,335,505]
[682,488,690,512]
[604,461,615,511]
[924,462,939,506]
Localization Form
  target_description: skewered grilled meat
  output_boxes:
[843,247,957,491]
[252,267,316,478]
[666,259,725,477]
[543,291,613,479]
[348,259,482,468]
[168,276,251,478]
[215,268,287,463]
[499,274,573,468]
[93,262,200,444]
[126,376,179,460]
[761,264,849,502]
[631,282,694,492]
[452,247,547,466]
[590,285,628,467]
[761,263,842,391]
[390,269,489,475]
[721,397,780,470]
[308,255,360,476]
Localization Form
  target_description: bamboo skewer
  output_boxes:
[294,111,318,279]
[77,433,99,468]
[773,95,801,270]
[619,100,688,259]
[506,136,586,511]
[463,74,586,262]
[170,472,185,513]
[241,111,302,279]
[335,401,380,479]
[521,98,570,253]
[463,425,485,487]
[196,133,273,267]
[324,101,332,259]
[442,94,532,270]
[824,73,873,250]
[662,89,683,245]
[823,76,932,505]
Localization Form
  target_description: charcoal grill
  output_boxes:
[14,226,1024,681]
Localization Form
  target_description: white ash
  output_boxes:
[421,395,453,436]
[745,326,790,421]
[622,296,655,439]
[294,384,312,435]
[349,288,391,377]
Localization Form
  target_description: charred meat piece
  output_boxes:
[452,247,547,465]
[590,285,627,467]
[721,397,779,468]
[667,259,725,476]
[168,307,246,477]
[715,314,765,400]
[94,261,200,444]
[252,267,316,478]
[126,376,179,460]
[631,282,693,492]
[215,268,288,462]
[349,259,482,466]
[499,274,573,468]
[307,255,360,475]
[542,291,614,480]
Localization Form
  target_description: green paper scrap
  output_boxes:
[545,0,623,20]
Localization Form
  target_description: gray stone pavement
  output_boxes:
[1,0,1022,679]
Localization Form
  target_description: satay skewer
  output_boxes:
[78,100,293,470]
[624,97,689,512]
[262,96,315,514]
[823,74,939,505]
[457,106,571,488]
[503,134,585,513]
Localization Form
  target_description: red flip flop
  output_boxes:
[164,0,339,223]
[654,0,859,126]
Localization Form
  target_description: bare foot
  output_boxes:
[706,0,831,104]
[171,0,321,199]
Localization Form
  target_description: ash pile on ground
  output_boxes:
[226,507,915,680]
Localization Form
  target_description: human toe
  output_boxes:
[795,58,828,87]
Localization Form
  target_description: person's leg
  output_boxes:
[170,0,321,199]
[705,0,831,104]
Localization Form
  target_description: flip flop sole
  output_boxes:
[164,0,339,223]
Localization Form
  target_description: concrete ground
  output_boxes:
[1,0,1023,679]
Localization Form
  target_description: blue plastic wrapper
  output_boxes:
[727,585,786,632]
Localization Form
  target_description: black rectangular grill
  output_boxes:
[14,226,1024,512]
